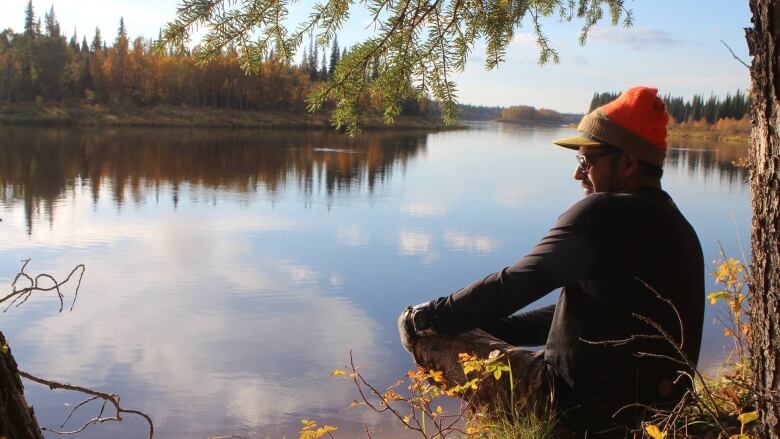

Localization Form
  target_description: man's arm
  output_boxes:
[479,304,556,347]
[425,195,609,336]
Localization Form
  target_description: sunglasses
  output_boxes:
[576,151,618,174]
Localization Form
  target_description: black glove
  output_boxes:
[398,302,437,353]
[398,306,417,353]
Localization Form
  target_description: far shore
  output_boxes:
[0,103,463,131]
[667,126,749,144]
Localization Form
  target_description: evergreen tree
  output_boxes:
[320,51,327,81]
[23,0,36,38]
[91,27,102,53]
[328,35,339,77]
[69,28,79,52]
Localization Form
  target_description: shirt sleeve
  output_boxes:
[430,194,607,336]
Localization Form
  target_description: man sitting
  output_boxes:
[398,86,705,436]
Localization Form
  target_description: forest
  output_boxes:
[0,2,432,116]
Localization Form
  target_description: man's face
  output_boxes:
[574,146,624,195]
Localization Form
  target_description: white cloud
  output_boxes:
[589,26,683,50]
[443,230,499,254]
[400,201,447,217]
[336,225,369,247]
[512,33,536,49]
[397,229,432,256]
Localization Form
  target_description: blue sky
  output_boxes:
[1,0,751,113]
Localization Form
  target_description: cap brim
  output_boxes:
[552,135,605,151]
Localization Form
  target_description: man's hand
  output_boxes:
[398,306,417,353]
[398,302,437,353]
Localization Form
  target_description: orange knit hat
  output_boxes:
[554,86,670,166]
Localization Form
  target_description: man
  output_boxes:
[398,86,705,436]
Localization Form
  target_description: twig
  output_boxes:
[720,40,750,68]
[18,370,154,438]
[1,259,85,313]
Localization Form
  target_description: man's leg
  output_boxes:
[410,329,552,415]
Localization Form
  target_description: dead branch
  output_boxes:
[17,370,154,438]
[720,40,750,68]
[1,259,85,313]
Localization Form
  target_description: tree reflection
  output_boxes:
[665,138,748,187]
[0,127,428,233]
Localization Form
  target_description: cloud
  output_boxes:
[336,225,369,247]
[589,27,683,50]
[400,202,447,217]
[397,229,440,262]
[512,33,536,49]
[443,231,500,254]
[397,229,432,256]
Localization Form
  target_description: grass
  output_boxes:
[0,102,462,131]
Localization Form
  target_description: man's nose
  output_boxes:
[574,165,586,181]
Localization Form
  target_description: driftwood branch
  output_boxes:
[1,261,154,438]
[17,370,154,438]
[0,259,85,313]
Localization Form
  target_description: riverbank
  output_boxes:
[667,118,750,144]
[0,103,461,131]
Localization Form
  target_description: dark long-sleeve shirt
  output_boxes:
[429,188,704,430]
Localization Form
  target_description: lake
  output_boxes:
[0,123,749,438]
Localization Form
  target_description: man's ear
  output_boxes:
[622,152,640,177]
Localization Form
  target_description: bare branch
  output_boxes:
[720,40,750,69]
[1,259,85,313]
[18,370,154,438]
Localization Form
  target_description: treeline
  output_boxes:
[498,105,577,125]
[589,90,750,123]
[0,1,430,115]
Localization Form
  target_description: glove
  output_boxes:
[398,306,417,353]
[398,301,437,353]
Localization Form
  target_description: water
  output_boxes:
[0,123,749,438]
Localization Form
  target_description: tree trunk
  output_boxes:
[746,1,780,437]
[0,331,45,439]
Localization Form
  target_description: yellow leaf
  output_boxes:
[493,369,502,380]
[0,344,8,355]
[314,425,337,437]
[382,389,404,401]
[436,405,443,414]
[738,411,758,425]
[645,424,666,439]
[330,369,347,376]
[723,328,733,337]
[707,291,729,304]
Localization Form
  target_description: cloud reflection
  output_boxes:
[443,231,500,254]
[8,210,382,437]
[400,202,448,217]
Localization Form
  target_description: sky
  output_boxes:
[1,0,752,113]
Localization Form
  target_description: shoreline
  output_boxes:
[0,103,462,131]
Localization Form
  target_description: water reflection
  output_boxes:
[0,125,750,438]
[0,128,748,235]
[666,138,748,187]
[0,127,428,234]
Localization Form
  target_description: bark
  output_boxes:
[746,1,780,437]
[0,331,45,439]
